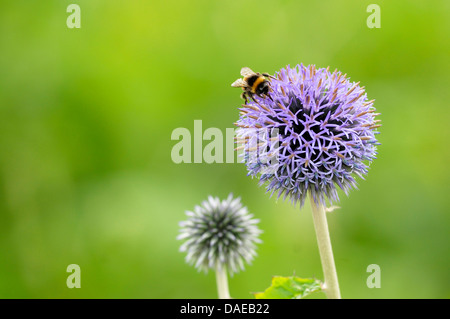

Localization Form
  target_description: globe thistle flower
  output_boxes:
[233,64,382,299]
[235,64,381,207]
[177,194,262,275]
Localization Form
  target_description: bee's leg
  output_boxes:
[262,73,277,80]
[251,95,264,108]
[258,93,273,103]
[241,91,248,104]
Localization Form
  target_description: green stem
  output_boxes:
[215,264,231,299]
[310,196,341,299]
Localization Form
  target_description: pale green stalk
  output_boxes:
[310,196,341,299]
[215,264,231,299]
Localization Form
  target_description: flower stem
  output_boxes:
[215,264,231,299]
[310,196,341,299]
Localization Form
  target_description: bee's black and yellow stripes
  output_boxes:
[245,75,266,94]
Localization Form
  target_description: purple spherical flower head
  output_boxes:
[235,64,380,207]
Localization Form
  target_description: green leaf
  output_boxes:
[253,276,323,299]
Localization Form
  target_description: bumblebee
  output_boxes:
[231,67,274,103]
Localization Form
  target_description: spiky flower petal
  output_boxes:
[177,194,262,275]
[235,64,381,207]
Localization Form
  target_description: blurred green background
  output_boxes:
[0,0,449,299]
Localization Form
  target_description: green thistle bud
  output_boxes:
[177,194,262,275]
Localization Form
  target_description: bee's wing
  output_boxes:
[231,78,246,88]
[240,67,255,77]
